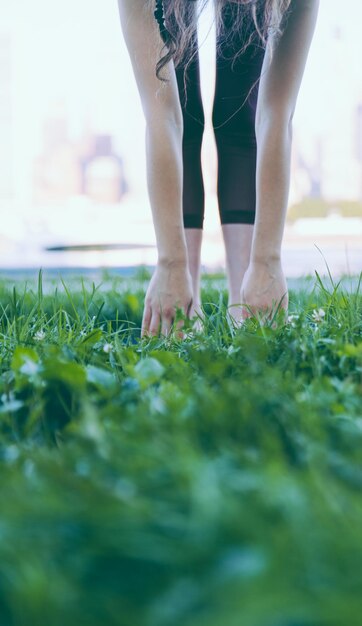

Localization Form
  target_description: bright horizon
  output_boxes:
[1,0,362,274]
[2,1,362,199]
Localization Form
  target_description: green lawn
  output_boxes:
[0,269,361,626]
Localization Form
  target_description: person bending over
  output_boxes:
[118,0,319,337]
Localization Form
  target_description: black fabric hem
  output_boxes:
[220,210,255,225]
[183,215,204,229]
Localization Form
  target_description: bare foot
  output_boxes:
[227,301,244,327]
[188,299,205,334]
[240,260,288,324]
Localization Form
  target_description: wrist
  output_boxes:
[158,253,188,269]
[249,253,281,266]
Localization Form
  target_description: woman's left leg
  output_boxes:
[212,4,266,320]
[241,0,320,322]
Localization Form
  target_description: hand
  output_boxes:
[240,259,288,325]
[141,260,194,338]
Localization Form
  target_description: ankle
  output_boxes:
[228,294,242,307]
[249,255,282,267]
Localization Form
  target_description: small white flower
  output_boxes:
[311,308,326,323]
[103,343,113,354]
[1,391,15,403]
[20,359,39,376]
[287,314,299,327]
[34,329,46,341]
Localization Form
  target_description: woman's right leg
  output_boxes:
[212,4,266,322]
[175,31,206,320]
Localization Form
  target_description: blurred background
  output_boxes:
[0,0,361,276]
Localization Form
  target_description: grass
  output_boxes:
[0,267,361,626]
[287,198,362,221]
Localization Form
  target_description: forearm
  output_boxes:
[251,114,293,264]
[117,0,188,265]
[250,0,319,265]
[145,116,188,266]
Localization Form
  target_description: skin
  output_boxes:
[118,0,320,336]
[222,223,254,323]
[118,0,193,338]
[240,0,320,322]
[184,224,254,326]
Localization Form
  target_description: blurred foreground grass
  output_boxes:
[0,268,361,626]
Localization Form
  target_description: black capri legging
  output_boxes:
[174,4,266,229]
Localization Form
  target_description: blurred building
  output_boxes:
[80,133,128,204]
[354,102,362,201]
[0,32,14,200]
[290,137,323,205]
[32,103,128,206]
[316,24,360,201]
[32,101,83,205]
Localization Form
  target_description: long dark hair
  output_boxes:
[153,0,292,82]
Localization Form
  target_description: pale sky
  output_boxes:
[3,0,362,202]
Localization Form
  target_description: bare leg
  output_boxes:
[241,0,320,322]
[173,13,205,330]
[211,4,265,324]
[184,227,204,329]
[222,223,254,322]
[184,227,202,305]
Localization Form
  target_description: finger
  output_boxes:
[177,300,195,338]
[186,298,193,318]
[191,317,203,333]
[243,304,269,323]
[141,304,152,338]
[241,302,254,320]
[149,310,161,337]
[161,314,172,339]
[174,316,185,340]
